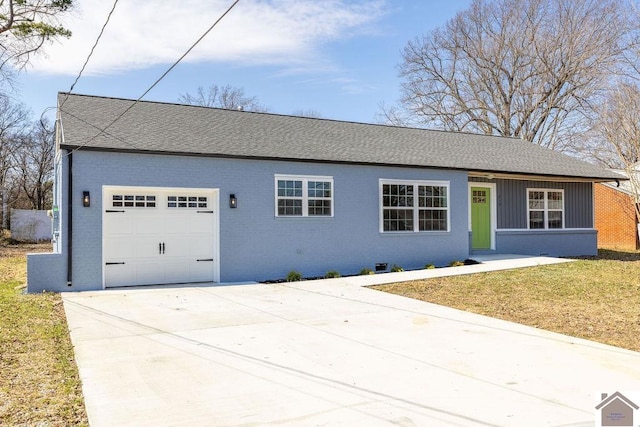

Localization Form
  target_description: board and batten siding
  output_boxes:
[469,178,593,229]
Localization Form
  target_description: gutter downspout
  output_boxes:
[66,152,73,287]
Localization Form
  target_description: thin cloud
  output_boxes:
[30,0,389,76]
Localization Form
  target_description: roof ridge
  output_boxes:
[56,92,529,142]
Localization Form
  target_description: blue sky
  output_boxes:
[17,0,471,124]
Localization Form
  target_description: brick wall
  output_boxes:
[594,183,638,250]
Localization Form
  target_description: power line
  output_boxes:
[64,0,241,155]
[38,0,119,121]
[69,0,120,94]
[59,0,120,110]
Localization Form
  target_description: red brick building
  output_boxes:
[594,182,639,250]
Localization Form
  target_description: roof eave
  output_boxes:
[60,144,624,182]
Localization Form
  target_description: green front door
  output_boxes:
[471,186,491,250]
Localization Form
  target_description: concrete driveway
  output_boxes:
[63,274,640,426]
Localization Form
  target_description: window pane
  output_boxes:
[278,179,304,197]
[308,200,331,216]
[529,191,544,209]
[548,211,563,229]
[419,186,447,208]
[419,209,447,231]
[308,181,331,198]
[529,211,545,229]
[278,199,302,216]
[547,192,562,210]
[383,209,413,231]
[384,184,414,207]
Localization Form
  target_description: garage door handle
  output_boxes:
[106,210,125,213]
[106,262,125,265]
[197,258,213,262]
[197,210,214,214]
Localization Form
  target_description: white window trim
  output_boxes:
[379,179,450,233]
[526,188,565,230]
[274,174,334,217]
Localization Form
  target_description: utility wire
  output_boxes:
[59,0,120,110]
[69,0,120,94]
[65,0,241,155]
[40,0,119,121]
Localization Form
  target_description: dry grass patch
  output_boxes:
[372,249,640,352]
[0,239,88,426]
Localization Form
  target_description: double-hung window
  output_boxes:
[527,189,564,229]
[380,179,449,232]
[275,175,333,217]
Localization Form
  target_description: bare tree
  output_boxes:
[389,0,628,151]
[590,82,640,168]
[0,95,29,228]
[290,109,323,118]
[178,84,268,112]
[582,81,640,245]
[0,0,73,83]
[587,81,640,229]
[11,118,54,210]
[0,95,29,193]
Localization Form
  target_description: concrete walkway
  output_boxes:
[62,255,640,426]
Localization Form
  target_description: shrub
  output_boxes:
[324,270,341,279]
[359,268,374,275]
[390,264,404,272]
[424,263,436,269]
[449,260,465,267]
[285,270,303,282]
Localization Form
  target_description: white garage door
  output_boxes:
[103,187,218,287]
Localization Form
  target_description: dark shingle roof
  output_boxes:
[57,93,623,181]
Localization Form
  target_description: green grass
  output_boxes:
[0,242,88,426]
[372,249,640,352]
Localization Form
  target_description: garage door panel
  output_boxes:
[134,236,164,259]
[190,213,215,233]
[105,263,135,287]
[165,215,190,235]
[104,213,134,236]
[134,214,164,235]
[164,262,190,284]
[104,187,217,288]
[104,238,135,260]
[188,237,214,257]
[136,262,167,286]
[190,261,214,282]
[162,236,190,257]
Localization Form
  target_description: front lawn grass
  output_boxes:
[372,249,640,352]
[0,240,88,426]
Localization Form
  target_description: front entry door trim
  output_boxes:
[468,182,496,250]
